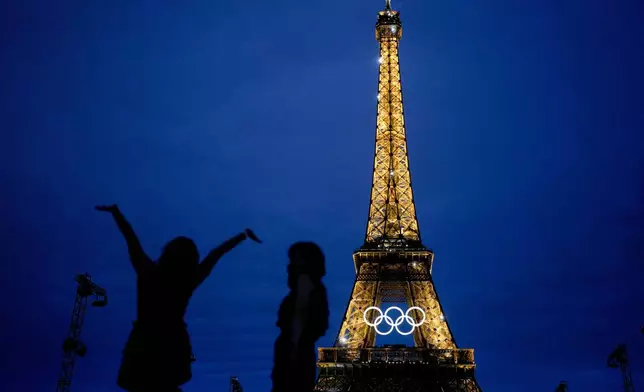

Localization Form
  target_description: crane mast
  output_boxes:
[56,273,108,392]
[607,344,635,392]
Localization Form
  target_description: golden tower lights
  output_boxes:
[314,1,482,391]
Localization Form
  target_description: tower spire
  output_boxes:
[366,0,419,248]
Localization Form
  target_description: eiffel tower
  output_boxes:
[314,1,482,391]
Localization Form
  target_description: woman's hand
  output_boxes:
[95,205,119,214]
[244,229,262,244]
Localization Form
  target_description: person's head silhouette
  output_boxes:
[158,236,199,279]
[287,242,325,288]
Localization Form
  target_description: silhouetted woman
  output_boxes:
[95,204,261,392]
[271,242,329,392]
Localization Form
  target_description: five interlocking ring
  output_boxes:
[363,306,427,336]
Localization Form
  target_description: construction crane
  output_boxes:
[554,381,568,392]
[607,344,635,392]
[230,376,243,392]
[56,273,108,392]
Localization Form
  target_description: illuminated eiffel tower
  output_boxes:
[314,1,482,391]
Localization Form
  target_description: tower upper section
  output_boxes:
[376,0,402,41]
[363,0,422,250]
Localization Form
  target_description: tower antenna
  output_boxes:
[56,273,108,392]
[385,0,392,10]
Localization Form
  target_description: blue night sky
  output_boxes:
[2,0,644,391]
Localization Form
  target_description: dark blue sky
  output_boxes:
[2,0,644,391]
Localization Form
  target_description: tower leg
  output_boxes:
[409,279,456,350]
[335,264,379,349]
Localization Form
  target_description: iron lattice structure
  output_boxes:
[230,377,243,392]
[607,344,635,392]
[56,274,107,392]
[315,2,482,391]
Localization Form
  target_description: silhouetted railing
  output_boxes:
[318,347,475,367]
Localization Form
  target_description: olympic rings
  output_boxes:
[363,306,427,336]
